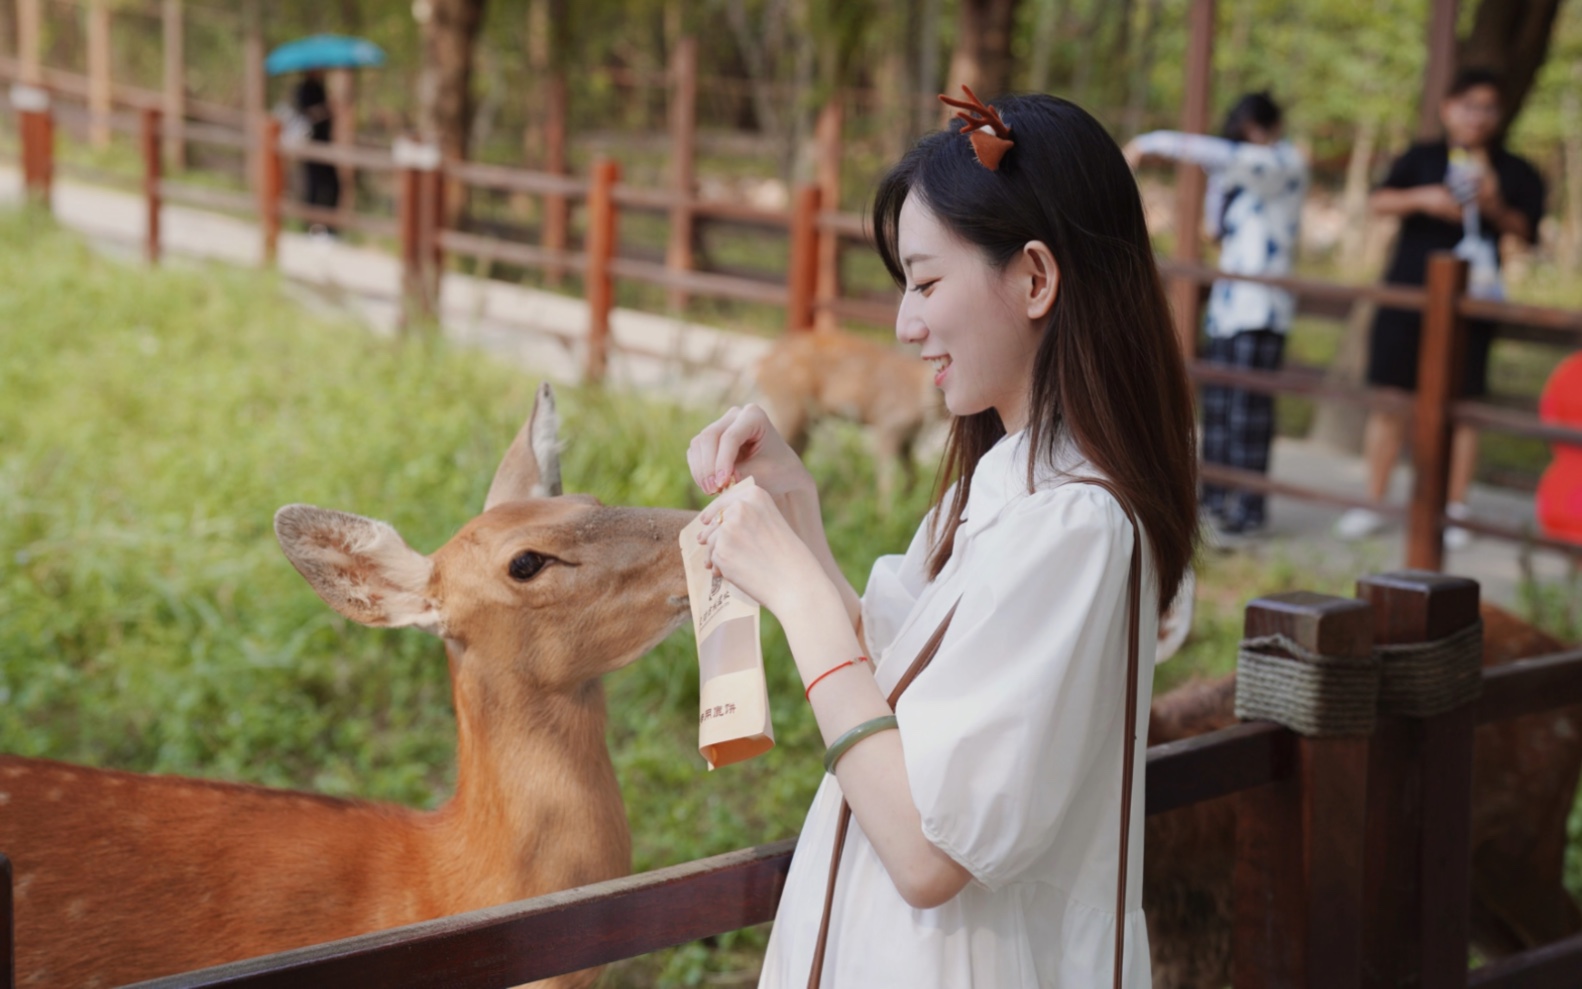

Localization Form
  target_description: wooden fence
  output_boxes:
[6,80,1582,575]
[2,571,1580,987]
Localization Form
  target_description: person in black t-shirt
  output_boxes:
[1334,68,1545,545]
[292,69,340,232]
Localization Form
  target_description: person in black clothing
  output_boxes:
[292,69,339,230]
[1334,68,1545,545]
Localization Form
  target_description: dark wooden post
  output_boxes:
[1233,591,1375,989]
[584,157,621,382]
[664,35,697,313]
[141,108,162,264]
[813,98,843,332]
[395,137,443,328]
[1357,571,1480,989]
[786,184,821,334]
[1407,253,1469,571]
[1,853,12,989]
[13,84,53,208]
[1170,0,1215,357]
[258,116,283,266]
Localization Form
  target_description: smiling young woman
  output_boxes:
[685,91,1197,988]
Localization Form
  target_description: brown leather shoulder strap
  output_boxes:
[808,599,959,989]
[1068,477,1143,988]
[808,478,1143,989]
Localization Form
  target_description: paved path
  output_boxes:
[3,163,1574,609]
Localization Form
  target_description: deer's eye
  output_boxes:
[508,551,548,582]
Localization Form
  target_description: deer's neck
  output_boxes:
[434,650,629,909]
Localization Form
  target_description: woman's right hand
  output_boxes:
[687,404,813,497]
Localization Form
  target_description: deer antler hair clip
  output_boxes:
[938,85,1014,171]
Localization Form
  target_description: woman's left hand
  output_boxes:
[698,482,829,616]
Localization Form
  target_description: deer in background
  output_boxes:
[0,383,693,988]
[1144,601,1582,988]
[754,328,943,507]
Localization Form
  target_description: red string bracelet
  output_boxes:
[805,657,870,701]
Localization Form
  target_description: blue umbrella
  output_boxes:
[265,35,386,76]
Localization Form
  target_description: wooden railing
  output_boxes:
[0,572,1573,988]
[6,81,1582,574]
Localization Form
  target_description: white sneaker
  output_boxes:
[1334,507,1386,540]
[1444,502,1474,551]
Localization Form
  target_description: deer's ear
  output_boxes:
[485,381,563,511]
[274,505,443,635]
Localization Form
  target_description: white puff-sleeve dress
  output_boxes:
[757,430,1159,988]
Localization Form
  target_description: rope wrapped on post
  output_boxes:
[1375,619,1483,718]
[1235,633,1381,736]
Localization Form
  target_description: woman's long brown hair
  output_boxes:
[873,93,1198,608]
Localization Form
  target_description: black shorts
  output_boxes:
[1366,307,1494,397]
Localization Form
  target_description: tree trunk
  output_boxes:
[0,0,16,65]
[1458,0,1564,138]
[418,0,488,165]
[1027,0,1060,94]
[1563,69,1582,272]
[87,0,112,149]
[162,0,185,170]
[723,0,791,159]
[1312,114,1388,455]
[947,0,1019,100]
[915,0,943,133]
[1122,0,1161,137]
[1337,115,1378,268]
[17,0,40,85]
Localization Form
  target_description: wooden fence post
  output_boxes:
[13,84,53,209]
[584,157,621,382]
[141,108,162,264]
[664,35,697,313]
[1357,571,1480,989]
[1,853,12,989]
[395,137,443,329]
[1233,591,1374,989]
[786,184,821,334]
[257,116,282,266]
[1407,253,1470,571]
[813,98,842,332]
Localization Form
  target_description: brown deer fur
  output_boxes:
[0,384,693,988]
[754,328,942,505]
[1143,602,1582,988]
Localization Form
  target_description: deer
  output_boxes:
[0,383,694,989]
[1143,601,1582,988]
[753,327,943,507]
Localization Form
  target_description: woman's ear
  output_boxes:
[1020,241,1060,320]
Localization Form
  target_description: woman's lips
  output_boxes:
[926,355,951,387]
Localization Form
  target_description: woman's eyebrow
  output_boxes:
[902,252,936,270]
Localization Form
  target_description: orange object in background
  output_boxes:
[1537,353,1582,542]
